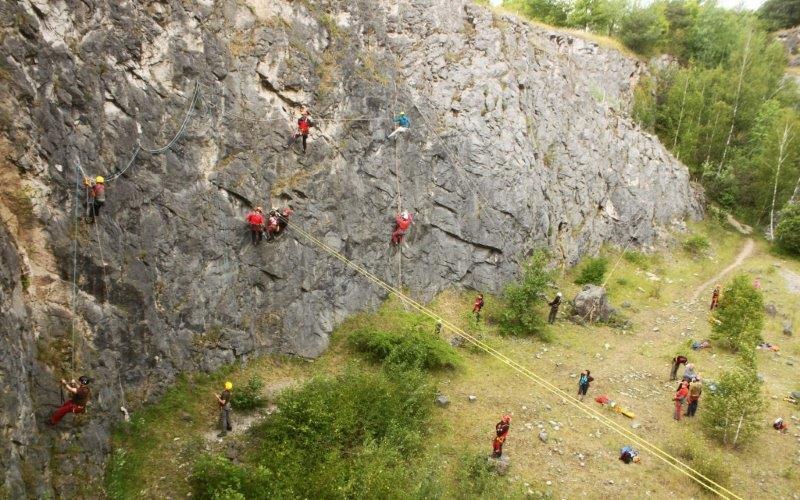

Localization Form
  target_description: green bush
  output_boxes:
[710,274,764,355]
[230,376,266,411]
[701,367,765,447]
[622,250,650,269]
[498,250,553,340]
[775,203,800,256]
[668,433,732,493]
[683,235,711,256]
[191,369,435,498]
[574,256,608,286]
[348,324,460,371]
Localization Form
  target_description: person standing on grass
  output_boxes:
[673,381,689,421]
[577,370,593,401]
[547,292,562,324]
[682,363,698,383]
[492,414,511,458]
[710,284,721,310]
[686,380,702,417]
[215,381,233,437]
[669,354,688,381]
[472,294,484,323]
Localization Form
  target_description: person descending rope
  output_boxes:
[215,381,233,438]
[472,294,484,323]
[286,109,314,153]
[391,210,413,246]
[669,354,688,381]
[548,292,562,324]
[83,176,105,223]
[709,284,721,310]
[492,414,511,458]
[48,376,92,425]
[246,207,265,246]
[387,111,410,140]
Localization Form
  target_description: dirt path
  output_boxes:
[690,238,754,301]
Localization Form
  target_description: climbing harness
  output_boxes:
[275,212,740,499]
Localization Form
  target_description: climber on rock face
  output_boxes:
[276,207,294,232]
[265,211,280,239]
[387,111,410,139]
[246,207,265,246]
[84,176,105,223]
[391,210,413,246]
[286,109,314,153]
[48,376,91,425]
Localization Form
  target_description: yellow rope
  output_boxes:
[279,215,741,499]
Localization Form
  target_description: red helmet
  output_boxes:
[502,414,511,423]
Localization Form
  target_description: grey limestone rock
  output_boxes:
[573,285,616,322]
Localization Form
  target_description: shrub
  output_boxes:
[348,325,460,371]
[710,274,764,355]
[230,376,266,411]
[701,367,764,447]
[498,250,553,340]
[623,250,650,269]
[574,256,608,285]
[775,203,800,256]
[668,433,732,493]
[683,234,710,256]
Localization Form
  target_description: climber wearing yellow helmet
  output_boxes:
[83,175,106,223]
[214,381,233,437]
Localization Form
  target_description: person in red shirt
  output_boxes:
[286,109,314,153]
[84,176,106,223]
[473,294,484,322]
[492,414,511,458]
[246,207,265,245]
[669,355,688,381]
[49,376,91,425]
[391,211,413,246]
[674,381,689,421]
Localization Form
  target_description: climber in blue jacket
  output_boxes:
[388,112,410,139]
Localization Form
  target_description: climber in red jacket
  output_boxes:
[246,207,265,246]
[286,109,314,153]
[48,376,92,425]
[492,414,511,458]
[391,211,413,246]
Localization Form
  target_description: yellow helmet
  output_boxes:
[95,176,105,184]
[224,381,233,390]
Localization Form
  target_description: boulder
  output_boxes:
[573,285,616,322]
[435,395,450,408]
[784,320,793,337]
[765,303,777,317]
[488,454,510,475]
[538,431,549,443]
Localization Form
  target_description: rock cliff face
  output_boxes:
[1,0,700,495]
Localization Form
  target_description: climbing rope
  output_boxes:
[276,212,740,499]
[70,165,82,371]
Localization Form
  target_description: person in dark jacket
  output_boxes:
[548,292,562,324]
[686,380,702,417]
[492,414,511,458]
[49,376,92,425]
[215,381,233,437]
[669,355,688,381]
[577,370,594,401]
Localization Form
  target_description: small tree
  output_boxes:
[775,202,800,256]
[701,367,764,447]
[710,274,764,353]
[498,250,553,340]
[574,257,608,285]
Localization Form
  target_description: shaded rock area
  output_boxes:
[572,285,616,322]
[1,0,700,495]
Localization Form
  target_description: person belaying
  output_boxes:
[391,210,413,246]
[84,176,105,223]
[577,369,594,401]
[710,284,721,310]
[473,294,484,323]
[492,414,511,458]
[686,379,702,417]
[246,207,265,246]
[48,376,91,425]
[388,111,410,139]
[673,380,689,421]
[215,381,233,438]
[548,292,562,324]
[286,109,314,153]
[669,354,688,381]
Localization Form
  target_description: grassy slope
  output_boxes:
[105,221,800,498]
